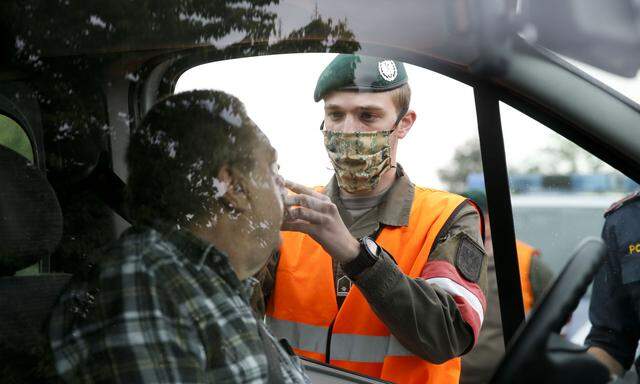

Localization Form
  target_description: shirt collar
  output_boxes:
[146,221,244,290]
[163,225,213,267]
[242,277,259,299]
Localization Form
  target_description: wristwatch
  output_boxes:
[342,236,380,279]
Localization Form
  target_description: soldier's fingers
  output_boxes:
[284,180,313,194]
[285,180,327,200]
[285,194,327,212]
[284,195,301,207]
[288,206,325,224]
[281,220,313,234]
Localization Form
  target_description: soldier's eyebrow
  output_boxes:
[358,105,386,113]
[324,104,386,112]
[324,103,343,111]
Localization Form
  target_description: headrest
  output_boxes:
[0,145,62,275]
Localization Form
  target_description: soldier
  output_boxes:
[261,54,489,383]
[586,190,640,379]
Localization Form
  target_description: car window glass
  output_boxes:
[176,53,481,192]
[501,101,639,346]
[176,53,487,373]
[0,114,34,162]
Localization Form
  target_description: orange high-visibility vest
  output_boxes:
[516,240,538,313]
[267,188,467,384]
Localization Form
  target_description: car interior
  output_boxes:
[1,0,640,383]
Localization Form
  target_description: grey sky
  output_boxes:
[175,53,639,189]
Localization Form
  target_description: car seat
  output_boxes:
[0,144,69,382]
[37,75,124,275]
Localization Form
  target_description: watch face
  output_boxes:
[363,237,379,256]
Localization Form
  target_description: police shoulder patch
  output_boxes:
[605,190,640,217]
[455,234,485,283]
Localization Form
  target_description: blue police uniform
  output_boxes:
[586,191,640,374]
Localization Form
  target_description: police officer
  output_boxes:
[261,54,489,384]
[586,190,640,379]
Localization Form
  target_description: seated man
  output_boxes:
[48,90,310,383]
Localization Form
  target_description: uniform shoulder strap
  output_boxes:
[604,190,640,217]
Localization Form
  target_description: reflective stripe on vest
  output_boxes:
[267,317,413,362]
[267,317,328,355]
[267,188,467,383]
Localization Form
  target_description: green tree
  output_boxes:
[514,137,612,175]
[270,13,360,54]
[3,0,360,181]
[438,137,483,193]
[1,0,362,276]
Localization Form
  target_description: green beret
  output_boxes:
[314,54,408,102]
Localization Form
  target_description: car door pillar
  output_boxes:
[475,83,525,345]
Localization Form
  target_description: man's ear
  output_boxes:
[217,165,251,212]
[395,109,416,139]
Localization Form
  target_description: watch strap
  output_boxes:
[342,237,379,279]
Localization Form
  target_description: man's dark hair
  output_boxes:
[127,89,267,228]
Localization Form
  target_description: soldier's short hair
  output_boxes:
[388,83,411,116]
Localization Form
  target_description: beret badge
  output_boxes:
[378,60,398,82]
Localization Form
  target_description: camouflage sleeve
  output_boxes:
[529,256,554,304]
[460,255,505,384]
[427,203,488,293]
[421,203,488,350]
[355,202,487,363]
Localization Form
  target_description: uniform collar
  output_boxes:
[377,165,414,227]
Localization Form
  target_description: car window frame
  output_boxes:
[138,45,640,357]
[147,49,533,350]
[492,75,640,342]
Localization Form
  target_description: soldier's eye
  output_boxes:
[360,112,377,122]
[328,111,344,121]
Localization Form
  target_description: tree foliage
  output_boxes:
[437,137,483,193]
[438,135,614,192]
[3,0,360,182]
[1,0,363,279]
[513,137,611,174]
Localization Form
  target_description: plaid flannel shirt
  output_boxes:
[49,225,309,383]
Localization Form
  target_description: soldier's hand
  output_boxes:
[282,180,359,263]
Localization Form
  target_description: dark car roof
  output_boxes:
[1,0,638,181]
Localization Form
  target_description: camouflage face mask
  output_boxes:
[323,130,392,193]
